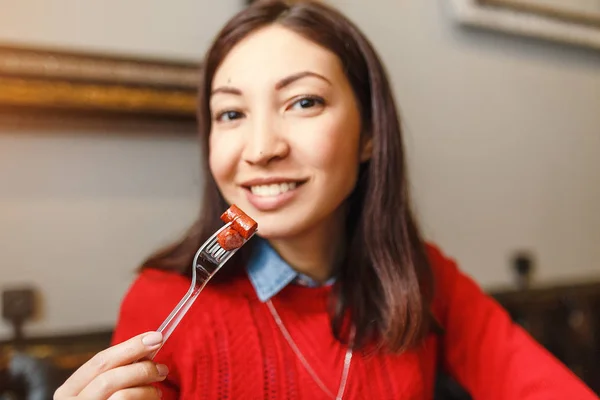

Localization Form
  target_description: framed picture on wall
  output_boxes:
[0,43,200,120]
[448,0,600,51]
[479,0,600,27]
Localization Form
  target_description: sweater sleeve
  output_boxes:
[428,244,598,400]
[111,268,192,400]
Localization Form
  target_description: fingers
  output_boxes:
[107,386,162,400]
[79,361,168,400]
[54,331,164,398]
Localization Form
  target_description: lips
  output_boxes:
[249,182,297,197]
[240,177,307,198]
[240,177,307,211]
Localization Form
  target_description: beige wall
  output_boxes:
[1,0,599,339]
[0,0,239,60]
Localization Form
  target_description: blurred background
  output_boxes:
[0,0,599,398]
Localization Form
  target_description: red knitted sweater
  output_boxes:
[111,244,597,399]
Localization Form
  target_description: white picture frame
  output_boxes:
[448,0,600,51]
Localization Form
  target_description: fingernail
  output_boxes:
[157,363,169,377]
[157,388,163,398]
[142,332,163,346]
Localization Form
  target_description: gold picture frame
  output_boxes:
[0,43,201,120]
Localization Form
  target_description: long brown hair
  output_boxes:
[140,0,434,353]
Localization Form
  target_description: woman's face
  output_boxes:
[209,25,370,239]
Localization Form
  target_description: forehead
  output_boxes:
[213,24,342,88]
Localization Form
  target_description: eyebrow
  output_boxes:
[211,71,331,96]
[275,71,332,89]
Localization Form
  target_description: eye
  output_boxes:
[216,110,244,122]
[289,96,325,110]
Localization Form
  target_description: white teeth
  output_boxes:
[268,184,279,196]
[250,182,298,197]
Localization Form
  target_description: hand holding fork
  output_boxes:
[54,206,257,400]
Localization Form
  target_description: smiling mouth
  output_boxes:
[244,181,306,197]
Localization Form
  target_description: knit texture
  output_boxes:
[111,244,598,399]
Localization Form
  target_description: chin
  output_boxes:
[249,218,303,240]
[243,211,310,240]
[223,194,334,240]
[255,229,301,240]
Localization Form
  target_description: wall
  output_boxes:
[328,0,600,288]
[0,0,240,61]
[0,0,599,339]
[0,0,242,339]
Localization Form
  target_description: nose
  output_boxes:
[241,114,289,166]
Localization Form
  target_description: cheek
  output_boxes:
[208,133,240,185]
[302,115,361,171]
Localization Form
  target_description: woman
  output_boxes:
[54,1,597,399]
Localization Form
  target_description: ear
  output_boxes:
[359,135,373,163]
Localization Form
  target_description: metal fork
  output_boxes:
[148,221,256,359]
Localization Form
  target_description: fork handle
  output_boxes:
[147,284,203,360]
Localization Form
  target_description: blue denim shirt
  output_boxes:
[245,237,335,302]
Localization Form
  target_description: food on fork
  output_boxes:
[217,228,245,251]
[217,205,257,250]
[143,205,258,361]
[220,204,258,239]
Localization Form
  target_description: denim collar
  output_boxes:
[245,237,335,302]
